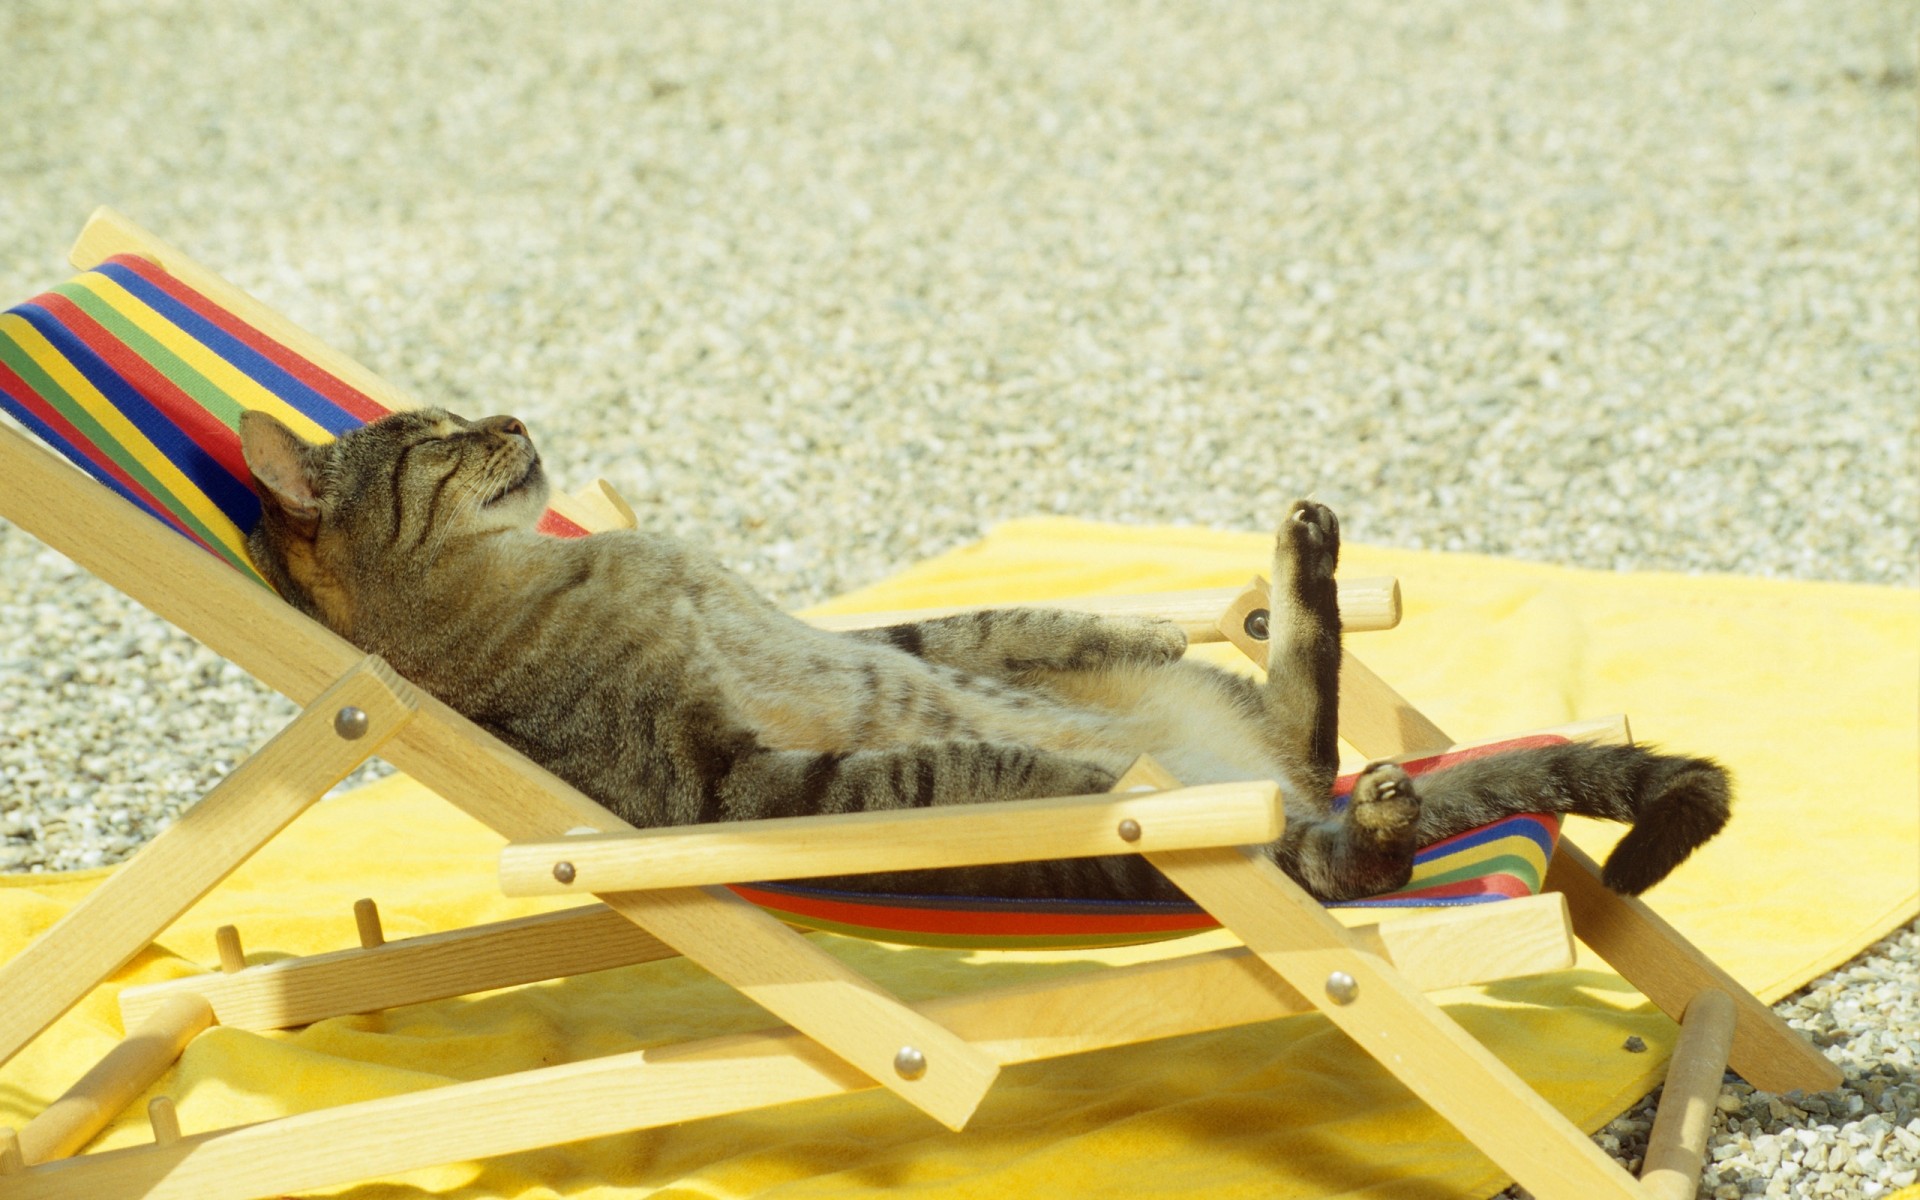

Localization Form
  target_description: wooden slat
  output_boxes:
[1330,651,1459,759]
[121,878,1569,1033]
[501,781,1283,897]
[0,657,416,1070]
[809,574,1401,644]
[1146,843,1649,1200]
[118,905,680,1032]
[3,897,1575,1200]
[19,995,213,1165]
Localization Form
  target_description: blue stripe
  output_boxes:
[0,384,183,534]
[1414,813,1555,863]
[95,261,361,437]
[14,301,262,534]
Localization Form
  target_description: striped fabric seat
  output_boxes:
[0,254,1561,950]
[738,747,1563,949]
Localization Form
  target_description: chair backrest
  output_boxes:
[1,251,1559,949]
[0,253,584,589]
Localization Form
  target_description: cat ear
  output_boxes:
[239,410,323,539]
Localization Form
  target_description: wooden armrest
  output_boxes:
[499,780,1283,896]
[806,575,1401,643]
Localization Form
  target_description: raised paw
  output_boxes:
[1279,499,1340,586]
[1348,761,1419,845]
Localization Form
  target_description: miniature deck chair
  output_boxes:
[0,209,1839,1200]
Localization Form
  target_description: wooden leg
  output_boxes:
[0,656,417,1071]
[1147,843,1651,1200]
[19,995,213,1165]
[1545,843,1841,1095]
[1640,988,1737,1200]
[0,902,1581,1200]
[600,887,1000,1130]
[1281,631,1839,1097]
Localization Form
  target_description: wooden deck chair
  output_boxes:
[0,209,1838,1200]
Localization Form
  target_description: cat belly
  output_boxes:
[1029,665,1291,789]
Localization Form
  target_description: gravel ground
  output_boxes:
[0,2,1914,1196]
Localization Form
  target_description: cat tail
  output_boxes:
[1408,742,1731,895]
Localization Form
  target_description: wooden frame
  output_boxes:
[0,209,1838,1198]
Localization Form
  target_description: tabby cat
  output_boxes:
[238,407,1731,903]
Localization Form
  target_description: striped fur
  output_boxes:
[241,411,1731,902]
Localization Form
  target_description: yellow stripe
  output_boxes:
[0,312,254,566]
[1407,835,1548,884]
[70,273,335,444]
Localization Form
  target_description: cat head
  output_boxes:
[238,407,549,629]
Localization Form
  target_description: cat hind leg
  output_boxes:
[1275,760,1421,900]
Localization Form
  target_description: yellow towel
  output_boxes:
[2,518,1914,1198]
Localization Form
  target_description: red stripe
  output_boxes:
[0,357,210,550]
[110,256,592,541]
[106,255,391,424]
[1388,875,1532,902]
[536,509,589,539]
[35,292,252,483]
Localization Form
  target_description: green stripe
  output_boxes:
[0,326,261,582]
[1397,851,1541,895]
[54,280,248,429]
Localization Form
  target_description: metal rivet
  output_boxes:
[333,706,369,740]
[1117,818,1142,843]
[1243,609,1270,641]
[552,861,577,885]
[1325,971,1359,1005]
[893,1045,928,1080]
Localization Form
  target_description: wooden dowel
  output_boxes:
[1640,988,1738,1200]
[352,899,385,949]
[214,926,246,974]
[17,993,213,1165]
[0,1127,21,1174]
[500,780,1282,897]
[147,1097,181,1146]
[807,575,1402,643]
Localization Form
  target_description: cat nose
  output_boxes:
[488,416,528,439]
